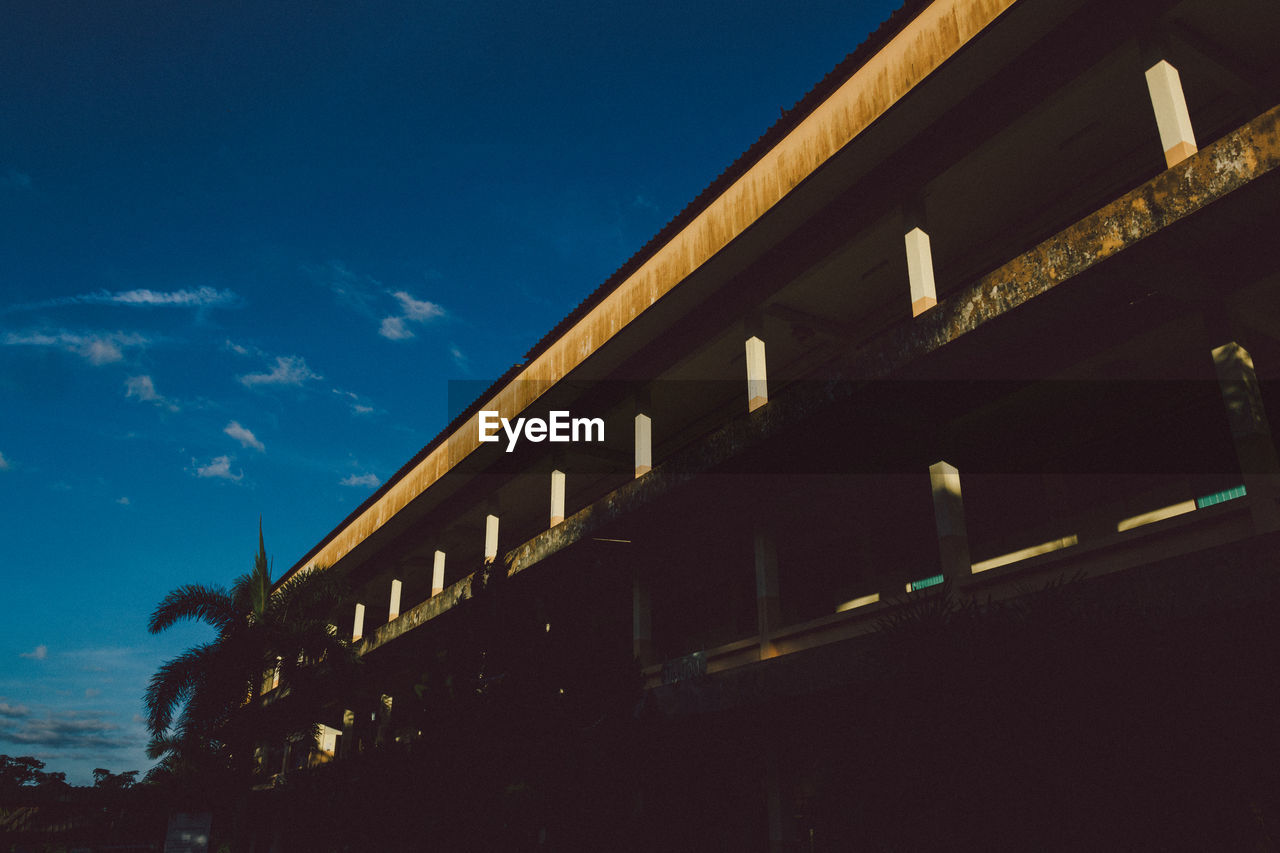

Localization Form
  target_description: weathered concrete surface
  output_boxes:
[291,0,1021,579]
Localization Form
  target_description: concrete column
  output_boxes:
[754,528,782,658]
[632,573,653,666]
[550,469,566,526]
[929,460,972,578]
[765,752,786,853]
[388,579,402,621]
[432,550,446,596]
[745,336,768,412]
[1145,59,1197,168]
[1213,342,1280,531]
[905,227,938,317]
[484,514,500,564]
[351,602,365,642]
[634,413,653,477]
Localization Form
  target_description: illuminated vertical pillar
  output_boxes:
[1145,60,1197,168]
[550,469,566,526]
[905,227,938,316]
[1213,342,1280,531]
[432,550,446,596]
[754,528,781,657]
[635,413,653,477]
[351,603,365,642]
[929,460,972,578]
[484,514,500,564]
[746,336,768,412]
[388,579,402,621]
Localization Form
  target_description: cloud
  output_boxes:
[379,291,444,341]
[21,645,48,661]
[6,286,237,314]
[449,344,470,372]
[393,291,444,322]
[223,339,261,357]
[341,473,381,488]
[0,451,9,471]
[194,455,243,481]
[84,688,101,699]
[0,707,122,751]
[0,700,30,718]
[124,375,179,411]
[3,330,149,365]
[332,388,375,415]
[3,169,32,190]
[238,355,320,387]
[224,421,265,452]
[378,316,413,340]
[115,496,130,506]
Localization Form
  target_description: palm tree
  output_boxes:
[145,523,355,782]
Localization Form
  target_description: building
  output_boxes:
[266,0,1280,846]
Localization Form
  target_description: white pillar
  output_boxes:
[550,469,566,526]
[484,514,500,563]
[905,227,938,317]
[745,336,768,413]
[634,413,653,477]
[431,550,446,596]
[352,602,365,642]
[388,579,402,621]
[1145,60,1197,168]
[929,460,971,578]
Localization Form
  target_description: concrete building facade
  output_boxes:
[264,0,1280,846]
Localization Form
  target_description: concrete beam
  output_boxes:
[1145,59,1198,168]
[633,573,653,666]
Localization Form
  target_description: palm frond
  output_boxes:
[147,583,236,634]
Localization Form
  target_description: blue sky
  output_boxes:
[0,0,900,783]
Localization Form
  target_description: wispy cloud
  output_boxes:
[124,375,179,411]
[0,705,122,751]
[0,700,30,718]
[238,355,320,388]
[341,473,381,488]
[6,286,238,314]
[21,645,48,661]
[2,169,32,190]
[3,330,149,365]
[449,344,470,373]
[0,451,9,471]
[378,316,413,340]
[379,290,444,341]
[223,338,261,357]
[332,388,375,415]
[311,260,382,319]
[193,455,243,481]
[115,496,130,506]
[224,420,265,452]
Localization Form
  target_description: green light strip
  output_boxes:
[907,573,944,592]
[1195,484,1247,509]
